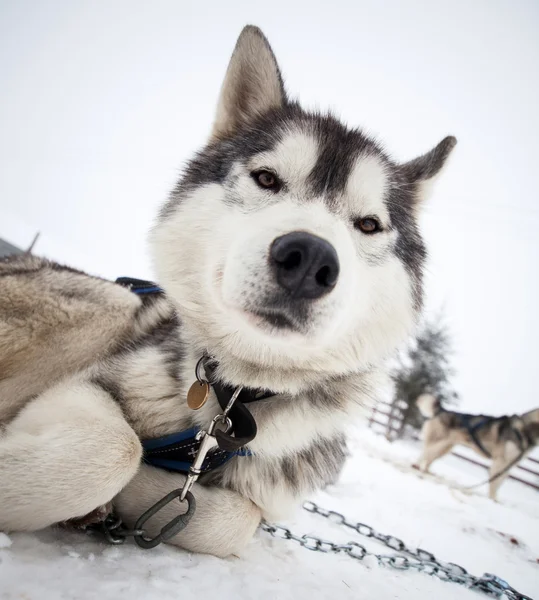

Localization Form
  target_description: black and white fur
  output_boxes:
[0,26,456,556]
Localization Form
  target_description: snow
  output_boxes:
[1,428,537,600]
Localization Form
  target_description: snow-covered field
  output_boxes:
[1,428,537,600]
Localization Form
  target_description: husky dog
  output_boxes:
[0,26,456,557]
[415,394,539,499]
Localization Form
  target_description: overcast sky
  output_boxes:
[1,0,538,415]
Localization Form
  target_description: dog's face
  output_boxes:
[151,26,456,386]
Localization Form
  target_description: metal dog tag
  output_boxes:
[187,381,210,410]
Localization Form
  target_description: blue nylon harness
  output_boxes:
[116,276,253,476]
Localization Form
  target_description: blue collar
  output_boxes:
[142,427,250,475]
[115,277,164,295]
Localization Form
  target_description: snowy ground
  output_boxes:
[1,428,537,600]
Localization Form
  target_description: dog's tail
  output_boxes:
[520,407,539,424]
[519,407,539,445]
[415,393,441,418]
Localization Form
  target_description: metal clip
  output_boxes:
[178,385,241,501]
[179,413,233,501]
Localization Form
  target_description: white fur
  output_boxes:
[416,393,438,418]
[0,378,141,531]
[248,129,320,191]
[345,153,390,222]
[151,131,417,390]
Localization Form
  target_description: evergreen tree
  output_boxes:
[391,315,459,436]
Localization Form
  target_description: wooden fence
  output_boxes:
[368,400,539,491]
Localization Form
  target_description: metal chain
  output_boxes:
[97,513,146,545]
[261,501,533,600]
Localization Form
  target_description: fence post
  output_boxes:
[395,399,407,440]
[368,401,377,430]
[385,401,396,442]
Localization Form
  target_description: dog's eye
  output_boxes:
[354,217,382,234]
[252,170,281,191]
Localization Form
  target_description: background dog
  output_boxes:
[415,393,539,499]
[0,26,455,556]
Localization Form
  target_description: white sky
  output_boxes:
[1,0,538,414]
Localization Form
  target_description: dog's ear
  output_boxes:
[400,136,457,205]
[210,25,286,141]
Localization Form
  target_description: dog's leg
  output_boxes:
[488,442,520,501]
[0,378,142,531]
[115,464,261,558]
[417,440,454,473]
[488,458,505,501]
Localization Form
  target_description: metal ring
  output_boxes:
[211,414,232,433]
[195,356,208,384]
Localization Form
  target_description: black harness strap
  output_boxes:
[204,358,274,452]
[446,412,530,459]
[466,417,493,458]
[437,412,494,458]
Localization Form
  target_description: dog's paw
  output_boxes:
[58,502,113,530]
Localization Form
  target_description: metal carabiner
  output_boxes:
[134,489,196,549]
[178,413,233,501]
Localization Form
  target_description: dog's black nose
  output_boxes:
[270,232,339,300]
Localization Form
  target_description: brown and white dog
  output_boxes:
[415,394,539,499]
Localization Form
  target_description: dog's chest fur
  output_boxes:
[85,282,377,517]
